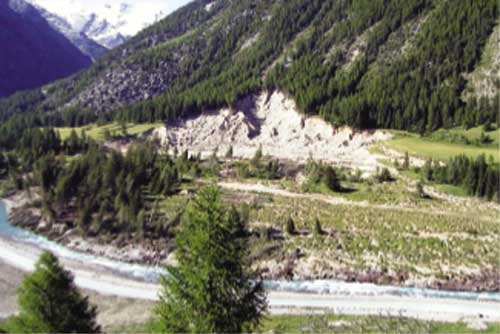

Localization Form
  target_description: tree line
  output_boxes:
[1,187,267,333]
[422,154,499,202]
[31,141,199,238]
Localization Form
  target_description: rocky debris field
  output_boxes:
[153,91,391,173]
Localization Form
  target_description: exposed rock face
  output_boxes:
[0,0,92,97]
[67,56,184,111]
[463,24,500,100]
[153,91,391,172]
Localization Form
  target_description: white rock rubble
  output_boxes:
[153,91,391,173]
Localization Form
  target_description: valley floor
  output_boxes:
[0,239,500,331]
[1,179,500,328]
[8,169,499,292]
[1,90,499,332]
[17,96,497,292]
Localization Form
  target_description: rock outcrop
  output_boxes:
[153,91,391,172]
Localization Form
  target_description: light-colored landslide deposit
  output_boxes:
[153,91,391,173]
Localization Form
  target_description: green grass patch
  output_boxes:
[260,314,500,334]
[0,179,15,198]
[55,122,164,141]
[435,184,468,197]
[101,314,500,334]
[431,126,500,146]
[385,126,499,162]
[104,322,149,334]
[339,180,422,205]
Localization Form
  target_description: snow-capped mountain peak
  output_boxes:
[30,5,107,61]
[25,0,192,49]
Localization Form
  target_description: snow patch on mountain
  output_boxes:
[31,6,107,60]
[205,1,217,12]
[1,0,92,97]
[26,0,192,48]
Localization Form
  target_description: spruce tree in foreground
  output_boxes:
[8,252,100,333]
[153,187,267,333]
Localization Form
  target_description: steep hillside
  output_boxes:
[0,0,92,98]
[0,0,498,133]
[463,24,500,101]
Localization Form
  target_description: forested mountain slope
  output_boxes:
[0,0,92,98]
[0,0,498,134]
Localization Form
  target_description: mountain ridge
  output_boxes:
[1,0,498,133]
[25,0,193,49]
[32,5,108,61]
[0,0,92,98]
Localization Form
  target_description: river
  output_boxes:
[1,200,499,322]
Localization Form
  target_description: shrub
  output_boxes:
[416,181,426,198]
[403,152,410,170]
[225,145,234,159]
[377,168,393,183]
[313,218,323,236]
[478,132,492,144]
[285,216,296,235]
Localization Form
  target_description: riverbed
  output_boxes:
[1,200,499,323]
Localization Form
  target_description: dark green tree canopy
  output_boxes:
[7,251,100,333]
[153,186,267,333]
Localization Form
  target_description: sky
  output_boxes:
[28,0,194,35]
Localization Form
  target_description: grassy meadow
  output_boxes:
[55,122,164,141]
[384,126,500,162]
[102,314,500,334]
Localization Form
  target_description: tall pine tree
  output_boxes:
[152,187,267,333]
